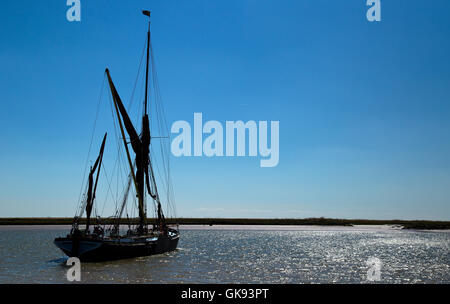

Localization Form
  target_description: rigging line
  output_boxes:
[150,54,172,194]
[115,141,126,210]
[149,150,163,206]
[99,161,116,218]
[148,40,170,184]
[100,132,122,217]
[102,91,128,217]
[128,36,147,109]
[113,145,125,215]
[150,149,170,218]
[75,74,106,216]
[118,146,131,214]
[114,148,119,212]
[116,161,135,218]
[111,99,129,211]
[149,38,177,219]
[150,144,168,204]
[107,90,131,218]
[78,180,90,218]
[130,188,137,223]
[100,142,121,217]
[158,136,176,218]
[150,39,170,137]
[155,109,174,215]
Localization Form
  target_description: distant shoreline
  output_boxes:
[0,217,449,230]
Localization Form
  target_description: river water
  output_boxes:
[0,225,448,283]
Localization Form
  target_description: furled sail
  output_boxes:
[85,132,107,230]
[142,114,156,200]
[105,69,141,154]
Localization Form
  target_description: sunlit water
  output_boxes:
[0,225,448,283]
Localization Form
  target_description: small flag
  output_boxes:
[142,10,150,17]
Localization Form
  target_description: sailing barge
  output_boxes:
[54,11,179,262]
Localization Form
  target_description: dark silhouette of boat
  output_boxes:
[54,10,179,262]
[54,228,179,262]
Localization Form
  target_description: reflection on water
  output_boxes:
[0,225,448,283]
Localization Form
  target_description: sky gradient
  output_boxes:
[1,0,449,220]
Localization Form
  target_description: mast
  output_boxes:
[142,10,166,230]
[141,10,152,230]
[143,10,150,115]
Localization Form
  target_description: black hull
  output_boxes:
[54,234,179,262]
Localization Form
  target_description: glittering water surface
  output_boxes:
[0,225,448,283]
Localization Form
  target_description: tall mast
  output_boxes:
[143,10,150,115]
[142,11,165,226]
[140,10,152,232]
[142,10,165,229]
[141,9,165,230]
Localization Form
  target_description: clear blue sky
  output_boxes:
[1,0,449,220]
